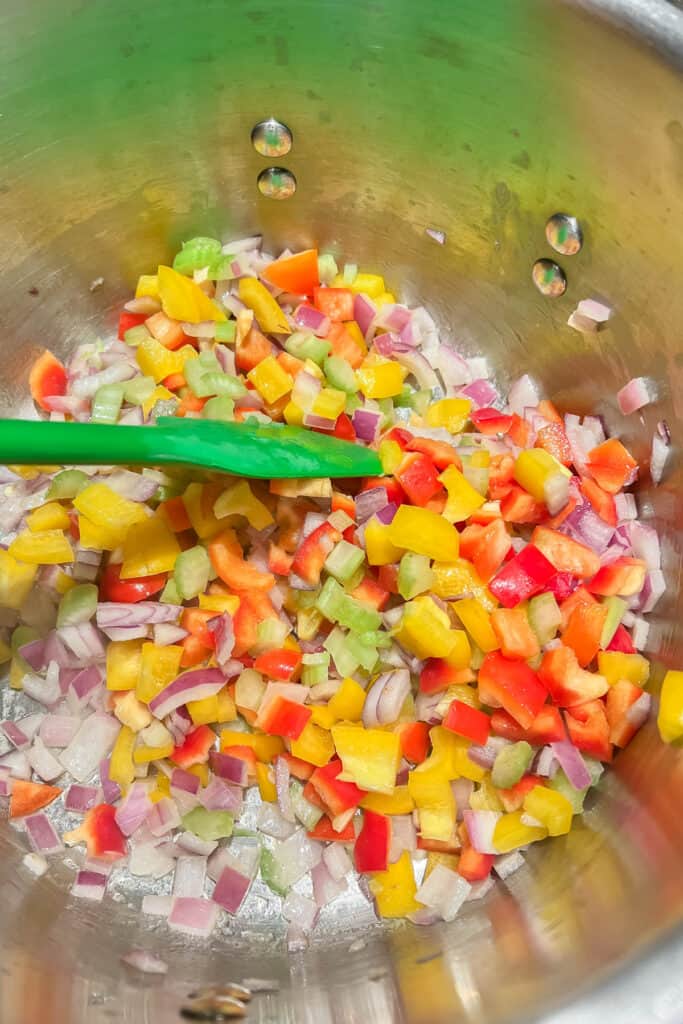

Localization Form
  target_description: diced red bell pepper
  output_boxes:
[561,602,609,667]
[470,408,513,436]
[488,454,515,500]
[267,542,294,576]
[586,438,638,494]
[420,659,475,695]
[80,804,127,861]
[500,485,547,524]
[162,372,187,392]
[478,652,548,730]
[488,544,556,608]
[281,752,315,780]
[333,412,356,441]
[606,680,647,747]
[471,518,512,582]
[99,563,167,603]
[208,532,275,592]
[491,607,540,661]
[383,427,414,449]
[498,774,545,813]
[118,311,147,340]
[233,592,278,657]
[310,758,367,817]
[361,476,406,505]
[29,350,69,411]
[406,436,462,470]
[565,700,612,762]
[532,526,601,579]
[291,521,342,585]
[179,634,210,669]
[396,721,431,764]
[535,422,572,465]
[507,414,531,448]
[580,478,617,526]
[313,286,355,322]
[158,496,193,532]
[10,779,61,818]
[394,452,444,507]
[377,564,400,595]
[262,249,319,295]
[253,648,302,682]
[607,624,637,654]
[355,809,391,873]
[308,815,356,843]
[587,557,647,597]
[327,322,365,368]
[458,843,495,881]
[236,326,273,373]
[303,780,329,811]
[331,491,356,519]
[350,574,390,611]
[223,745,258,776]
[180,608,217,650]
[538,644,608,706]
[490,706,565,745]
[546,571,578,602]
[443,700,491,745]
[258,696,311,740]
[171,725,216,768]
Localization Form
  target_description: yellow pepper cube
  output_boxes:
[109,725,136,789]
[8,530,73,565]
[186,763,209,787]
[523,785,573,837]
[597,651,650,688]
[54,571,77,595]
[331,723,400,794]
[361,785,415,815]
[290,721,335,766]
[356,360,407,399]
[368,850,420,918]
[310,705,336,730]
[514,449,571,503]
[198,593,240,615]
[439,466,486,523]
[379,439,403,475]
[657,670,683,743]
[10,657,25,690]
[136,274,159,299]
[0,638,11,666]
[328,677,366,722]
[284,401,305,426]
[121,514,181,578]
[220,730,285,763]
[0,550,37,609]
[136,643,183,704]
[216,687,237,724]
[493,810,547,853]
[26,502,71,533]
[443,629,472,669]
[134,742,174,764]
[182,482,224,540]
[113,691,152,732]
[297,607,324,642]
[256,762,277,802]
[75,483,149,533]
[395,596,460,660]
[142,385,175,418]
[106,639,145,692]
[150,773,171,802]
[426,398,472,434]
[343,321,368,357]
[387,505,459,561]
[187,694,220,726]
[157,265,226,323]
[365,518,404,566]
[312,388,347,421]
[408,768,456,841]
[452,597,500,652]
[238,277,290,334]
[247,355,293,404]
[136,334,197,383]
[375,291,397,308]
[347,273,386,298]
[78,515,129,551]
[303,358,324,380]
[213,481,274,530]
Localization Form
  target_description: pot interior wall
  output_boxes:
[0,2,682,1022]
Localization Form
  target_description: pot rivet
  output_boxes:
[545,212,583,255]
[257,167,297,199]
[180,995,247,1020]
[532,258,567,297]
[251,118,293,158]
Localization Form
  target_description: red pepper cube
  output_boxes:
[308,815,356,842]
[470,408,513,436]
[253,648,302,682]
[118,311,148,340]
[83,804,127,861]
[28,350,68,410]
[291,522,341,585]
[488,544,556,608]
[443,700,491,746]
[607,624,637,654]
[565,700,613,762]
[457,844,495,881]
[354,809,391,873]
[257,696,311,741]
[171,725,216,768]
[396,721,431,764]
[490,706,565,745]
[313,286,355,322]
[497,774,545,813]
[99,563,167,603]
[309,758,366,817]
[394,452,444,507]
[478,652,548,730]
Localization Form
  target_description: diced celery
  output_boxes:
[123,324,152,347]
[57,583,98,627]
[123,375,156,406]
[185,354,246,398]
[342,262,358,285]
[491,741,533,789]
[345,393,362,415]
[324,626,360,677]
[172,236,222,276]
[182,806,233,841]
[202,396,235,421]
[324,540,365,585]
[376,398,395,426]
[393,386,415,409]
[235,668,267,711]
[316,577,346,621]
[358,630,392,649]
[343,563,366,592]
[461,457,489,496]
[324,356,358,395]
[201,373,247,398]
[91,383,124,425]
[285,331,331,365]
[301,651,330,687]
[584,757,604,787]
[208,254,235,281]
[335,591,381,634]
[260,847,288,896]
[527,592,562,646]
[318,253,339,285]
[11,625,40,653]
[407,389,432,415]
[214,320,237,344]
[600,596,627,649]
[398,552,435,600]
[345,631,379,672]
[46,469,89,500]
[253,618,290,654]
[548,769,587,814]
[159,577,181,604]
[292,589,320,611]
[289,779,324,830]
[174,545,210,601]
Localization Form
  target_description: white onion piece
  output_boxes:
[651,432,669,485]
[494,851,525,880]
[173,855,207,897]
[617,377,653,415]
[121,949,168,975]
[576,298,612,322]
[415,864,471,922]
[59,713,119,783]
[362,670,411,728]
[167,897,218,937]
[463,810,501,855]
[282,891,318,933]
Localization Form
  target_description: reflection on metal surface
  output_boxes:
[545,212,584,255]
[251,119,293,158]
[257,167,297,200]
[532,257,568,296]
[180,994,247,1020]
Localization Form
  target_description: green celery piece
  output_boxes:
[345,631,379,672]
[123,375,156,406]
[11,624,40,653]
[182,806,233,841]
[91,383,124,425]
[208,254,235,281]
[57,583,98,628]
[202,396,235,421]
[324,356,358,394]
[214,320,237,344]
[172,236,222,276]
[260,847,288,896]
[254,618,290,653]
[285,331,331,365]
[123,324,152,347]
[461,457,489,495]
[301,651,329,687]
[600,596,627,648]
[324,539,365,585]
[393,385,415,409]
[527,592,561,646]
[159,577,181,604]
[324,626,360,677]
[174,545,210,601]
[46,468,89,500]
[345,393,362,415]
[398,552,435,600]
[358,629,392,649]
[316,577,347,621]
[318,253,338,285]
[491,741,533,789]
[407,389,432,415]
[548,769,588,815]
[201,373,247,399]
[336,592,381,634]
[293,588,320,611]
[289,780,324,830]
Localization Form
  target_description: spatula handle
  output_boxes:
[0,419,165,466]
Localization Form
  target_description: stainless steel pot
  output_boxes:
[1,1,682,1021]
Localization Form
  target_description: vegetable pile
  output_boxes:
[0,235,677,944]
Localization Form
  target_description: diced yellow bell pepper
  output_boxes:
[432,559,496,609]
[441,629,471,669]
[284,401,305,426]
[657,670,683,743]
[344,320,368,357]
[426,398,472,434]
[493,810,548,853]
[238,277,290,334]
[356,360,407,399]
[523,785,573,837]
[418,726,485,783]
[134,741,174,764]
[78,515,129,551]
[256,761,277,802]
[424,851,460,878]
[0,550,37,609]
[309,705,335,730]
[452,597,500,652]
[379,439,403,475]
[110,725,136,789]
[408,767,456,841]
[8,530,73,565]
[187,686,237,726]
[368,850,420,917]
[328,677,366,722]
[150,773,171,802]
[469,773,504,812]
[213,481,274,530]
[365,518,404,566]
[375,291,396,308]
[290,721,335,766]
[312,388,347,420]
[597,651,650,688]
[54,571,77,595]
[120,514,181,578]
[136,643,183,704]
[303,358,324,380]
[216,687,237,723]
[0,638,11,666]
[388,505,459,561]
[514,449,571,503]
[10,657,25,690]
[182,482,224,540]
[106,639,144,692]
[247,355,294,404]
[297,607,324,642]
[220,730,285,763]
[74,483,149,533]
[136,334,198,383]
[157,265,225,323]
[395,596,461,660]
[361,786,415,815]
[142,384,175,418]
[198,593,240,615]
[26,502,71,533]
[113,691,152,732]
[331,723,400,794]
[439,466,486,523]
[186,763,210,787]
[136,274,159,299]
[346,273,386,298]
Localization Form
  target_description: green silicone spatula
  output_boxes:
[0,417,382,478]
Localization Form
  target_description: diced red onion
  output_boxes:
[395,350,440,390]
[22,671,61,707]
[222,234,262,254]
[352,408,382,443]
[282,891,318,933]
[59,713,120,782]
[617,377,653,415]
[312,859,347,906]
[460,378,498,409]
[650,432,669,486]
[550,740,591,790]
[615,492,638,522]
[28,737,63,782]
[129,842,175,878]
[362,670,410,728]
[168,897,218,937]
[322,843,352,882]
[309,679,342,702]
[148,797,182,837]
[560,500,614,553]
[171,768,200,796]
[121,949,168,975]
[415,690,444,725]
[153,623,188,646]
[96,602,181,629]
[199,777,242,814]
[389,814,417,863]
[415,864,471,922]
[467,737,509,770]
[213,864,253,914]
[508,375,540,417]
[1,721,29,749]
[209,751,248,786]
[115,782,154,836]
[173,854,207,897]
[255,803,297,839]
[124,294,160,314]
[303,412,336,431]
[58,623,105,664]
[631,616,650,651]
[534,746,558,778]
[375,503,398,526]
[408,907,442,927]
[67,665,103,711]
[211,613,235,670]
[294,305,330,336]
[0,750,31,780]
[41,394,91,416]
[353,293,377,336]
[355,486,388,523]
[64,784,100,813]
[176,832,218,857]
[25,812,63,854]
[72,869,107,901]
[639,569,666,613]
[100,758,121,804]
[148,667,226,720]
[463,809,501,855]
[71,362,136,398]
[577,298,612,323]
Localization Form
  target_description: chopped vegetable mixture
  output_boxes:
[0,234,676,945]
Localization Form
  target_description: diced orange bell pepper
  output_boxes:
[497,774,545,813]
[531,526,601,579]
[396,721,431,764]
[64,803,127,861]
[208,531,275,592]
[606,680,647,747]
[580,478,617,526]
[262,249,319,295]
[587,557,647,597]
[491,608,540,660]
[291,521,341,585]
[478,652,548,730]
[10,779,61,818]
[458,842,495,881]
[561,602,609,667]
[471,518,512,582]
[29,350,68,410]
[500,484,546,524]
[538,644,608,705]
[585,438,638,494]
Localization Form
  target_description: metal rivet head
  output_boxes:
[251,118,293,158]
[532,258,567,297]
[257,167,297,200]
[180,996,247,1021]
[545,212,583,255]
